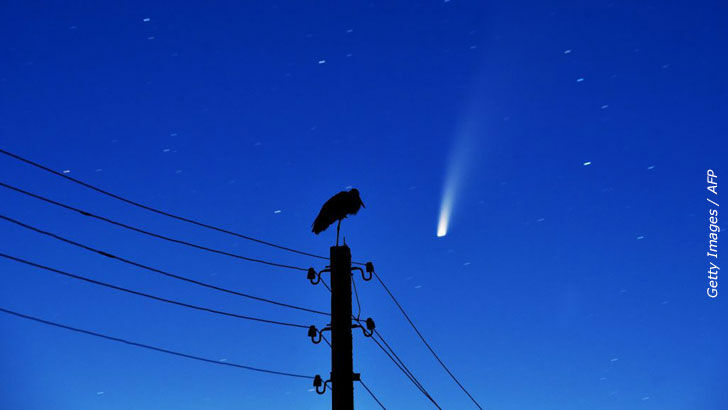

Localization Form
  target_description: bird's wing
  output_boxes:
[312,191,347,234]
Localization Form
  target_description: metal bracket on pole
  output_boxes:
[365,262,375,278]
[313,374,330,395]
[308,267,330,285]
[351,266,372,281]
[352,317,375,337]
[308,325,331,344]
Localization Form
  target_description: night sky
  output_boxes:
[1,1,726,409]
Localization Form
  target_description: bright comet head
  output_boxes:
[436,188,453,237]
[436,214,449,237]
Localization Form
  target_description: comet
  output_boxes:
[436,200,451,237]
[436,170,457,237]
[437,117,480,238]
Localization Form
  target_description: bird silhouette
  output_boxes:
[312,188,365,246]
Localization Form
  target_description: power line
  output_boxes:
[320,276,331,293]
[354,319,435,406]
[372,271,482,409]
[369,331,442,409]
[368,333,426,397]
[1,148,477,408]
[0,148,330,261]
[359,379,386,410]
[0,213,329,317]
[0,306,312,379]
[352,273,362,320]
[0,181,307,271]
[0,252,309,329]
[372,329,428,396]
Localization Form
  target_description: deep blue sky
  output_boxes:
[1,1,726,409]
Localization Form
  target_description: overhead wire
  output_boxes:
[0,213,329,317]
[352,316,436,406]
[0,148,330,261]
[373,270,482,409]
[0,307,312,379]
[319,277,331,293]
[351,273,362,320]
[368,331,441,409]
[0,252,309,329]
[372,328,427,394]
[0,181,307,271]
[0,148,479,406]
[359,379,386,410]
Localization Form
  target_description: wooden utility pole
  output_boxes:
[330,244,354,410]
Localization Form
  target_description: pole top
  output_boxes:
[330,244,351,258]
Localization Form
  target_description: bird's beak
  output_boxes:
[360,199,366,208]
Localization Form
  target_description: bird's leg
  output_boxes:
[336,220,341,246]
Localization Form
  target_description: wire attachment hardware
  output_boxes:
[365,262,375,281]
[352,265,372,281]
[313,374,330,395]
[308,325,320,343]
[353,317,375,337]
[307,267,319,284]
[308,325,331,344]
[308,267,330,285]
[307,267,317,282]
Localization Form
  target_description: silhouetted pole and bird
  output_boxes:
[311,188,366,410]
[312,188,365,246]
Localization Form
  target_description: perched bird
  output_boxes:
[312,188,365,245]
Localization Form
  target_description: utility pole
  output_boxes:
[330,244,354,410]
